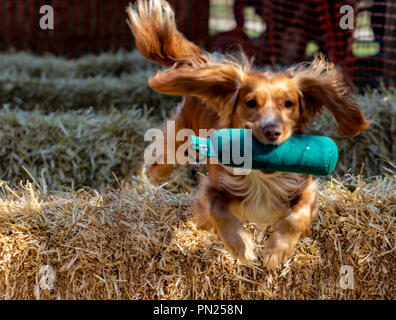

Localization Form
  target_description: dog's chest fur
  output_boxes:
[219,169,307,224]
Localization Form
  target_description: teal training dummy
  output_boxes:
[190,129,338,176]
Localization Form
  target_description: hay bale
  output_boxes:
[0,51,394,186]
[0,90,394,188]
[0,51,179,110]
[0,174,394,299]
[0,71,177,111]
[0,51,156,79]
[0,106,155,188]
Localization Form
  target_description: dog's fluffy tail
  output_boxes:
[126,0,208,68]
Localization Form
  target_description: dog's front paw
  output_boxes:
[196,214,213,231]
[262,246,290,269]
[262,231,300,269]
[221,228,257,263]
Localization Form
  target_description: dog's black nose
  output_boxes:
[262,125,282,142]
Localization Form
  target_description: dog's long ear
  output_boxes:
[290,54,370,137]
[149,64,244,113]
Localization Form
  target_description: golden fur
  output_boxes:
[219,170,310,225]
[127,0,370,268]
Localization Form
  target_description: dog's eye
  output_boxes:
[285,100,294,108]
[246,99,257,108]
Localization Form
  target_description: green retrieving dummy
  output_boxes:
[190,129,338,176]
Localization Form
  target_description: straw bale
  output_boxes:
[0,51,179,111]
[0,174,394,299]
[0,106,155,188]
[0,51,394,186]
[0,90,394,188]
[0,51,156,78]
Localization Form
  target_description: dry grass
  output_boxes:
[0,173,394,300]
